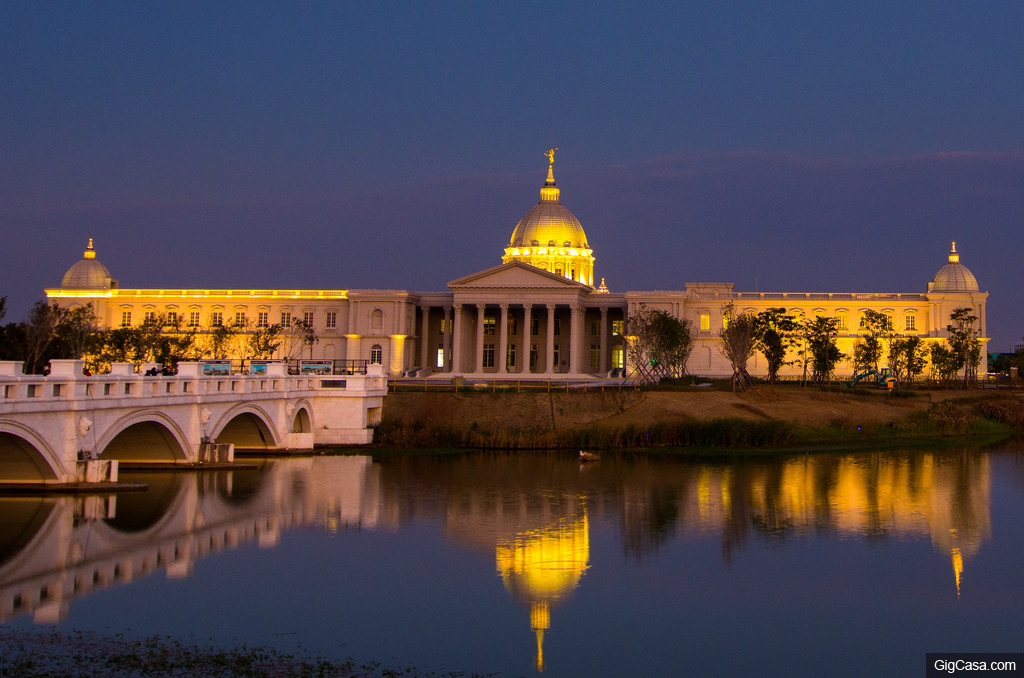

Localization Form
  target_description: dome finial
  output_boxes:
[84,238,96,260]
[949,241,959,263]
[544,148,558,185]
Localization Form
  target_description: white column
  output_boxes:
[419,305,430,370]
[443,306,453,372]
[475,304,486,374]
[497,304,509,374]
[569,304,583,374]
[599,307,608,376]
[521,303,532,375]
[546,304,556,374]
[452,303,463,373]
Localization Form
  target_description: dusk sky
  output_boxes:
[3,2,1022,349]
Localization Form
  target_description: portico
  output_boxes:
[411,262,626,377]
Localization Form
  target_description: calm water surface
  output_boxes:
[3,445,1024,677]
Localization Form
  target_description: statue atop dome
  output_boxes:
[545,147,558,166]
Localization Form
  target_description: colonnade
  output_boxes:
[417,302,621,377]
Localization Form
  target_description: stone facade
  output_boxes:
[46,158,988,380]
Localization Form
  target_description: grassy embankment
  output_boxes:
[373,383,1024,453]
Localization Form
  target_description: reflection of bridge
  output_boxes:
[0,456,383,623]
[0,359,386,485]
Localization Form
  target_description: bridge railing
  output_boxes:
[0,360,387,408]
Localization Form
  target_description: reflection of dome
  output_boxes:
[928,242,979,293]
[496,510,590,672]
[61,239,116,290]
[502,150,595,286]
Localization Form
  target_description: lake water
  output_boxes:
[3,445,1024,677]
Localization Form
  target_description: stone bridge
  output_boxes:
[0,359,386,486]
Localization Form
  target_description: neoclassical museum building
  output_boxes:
[47,153,989,379]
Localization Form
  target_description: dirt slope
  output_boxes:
[382,387,941,431]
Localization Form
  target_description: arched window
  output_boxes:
[370,344,383,364]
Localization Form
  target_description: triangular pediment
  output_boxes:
[448,261,590,290]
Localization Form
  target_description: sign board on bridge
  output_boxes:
[300,360,333,375]
[202,360,232,376]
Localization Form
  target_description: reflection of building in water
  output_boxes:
[679,452,991,595]
[0,456,384,624]
[441,481,590,673]
[496,510,589,672]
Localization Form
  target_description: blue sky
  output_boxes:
[2,2,1022,348]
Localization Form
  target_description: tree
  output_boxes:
[718,303,755,391]
[947,307,982,388]
[752,307,798,385]
[247,323,284,359]
[23,301,69,374]
[887,336,928,388]
[803,316,845,386]
[930,342,960,387]
[852,309,891,374]
[55,303,98,360]
[625,304,695,383]
[206,324,238,360]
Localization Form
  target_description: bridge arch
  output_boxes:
[291,399,314,434]
[0,422,61,483]
[210,404,279,451]
[95,411,190,463]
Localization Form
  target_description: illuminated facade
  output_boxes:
[47,152,988,379]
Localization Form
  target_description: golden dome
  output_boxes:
[929,242,979,293]
[61,239,115,290]
[503,150,595,285]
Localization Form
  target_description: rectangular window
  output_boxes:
[234,312,246,327]
[166,311,178,327]
[837,314,847,331]
[612,346,624,369]
[611,320,623,336]
[699,313,710,331]
[210,312,223,327]
[590,344,600,369]
[303,311,314,327]
[144,311,158,326]
[438,319,448,335]
[530,344,538,369]
[257,311,269,328]
[121,311,132,327]
[591,321,599,336]
[326,311,337,329]
[531,315,539,336]
[905,315,916,331]
[281,311,292,327]
[484,316,496,335]
[483,343,495,368]
[508,315,517,335]
[188,311,200,327]
[436,346,445,368]
[507,343,516,368]
[554,317,560,335]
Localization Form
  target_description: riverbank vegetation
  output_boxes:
[0,628,500,678]
[373,390,1024,453]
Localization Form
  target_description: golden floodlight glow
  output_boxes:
[496,508,590,674]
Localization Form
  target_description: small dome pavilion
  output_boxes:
[928,242,979,293]
[60,239,116,290]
